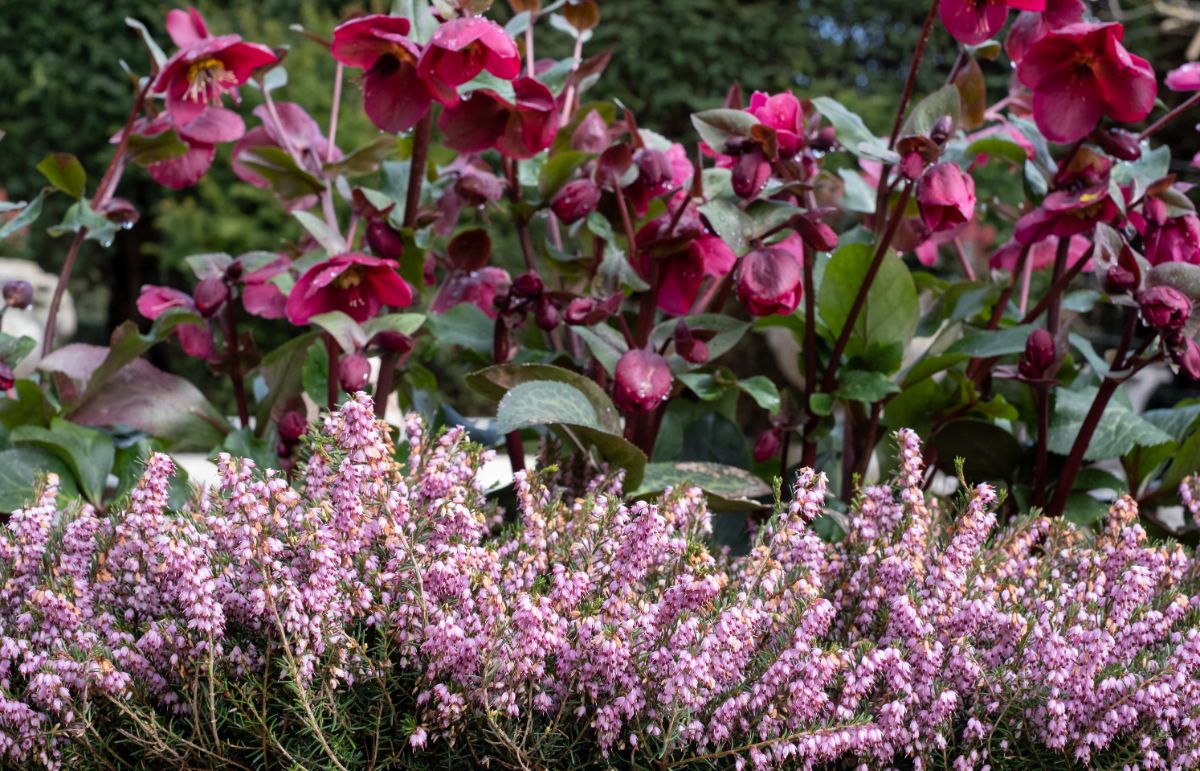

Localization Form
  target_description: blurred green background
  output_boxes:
[0,0,1195,367]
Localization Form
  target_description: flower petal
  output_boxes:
[363,57,433,133]
[166,7,210,48]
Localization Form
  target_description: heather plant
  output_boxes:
[0,393,1195,769]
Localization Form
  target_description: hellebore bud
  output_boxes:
[737,246,804,317]
[1093,127,1142,162]
[674,321,708,364]
[366,221,405,262]
[613,349,672,414]
[753,427,782,463]
[338,351,372,393]
[2,280,34,310]
[278,410,308,443]
[731,150,771,200]
[370,331,414,357]
[1172,338,1200,381]
[551,178,602,224]
[1105,245,1141,295]
[1019,328,1056,380]
[792,213,839,253]
[917,162,976,233]
[1138,285,1193,334]
[511,271,544,300]
[192,277,229,318]
[930,115,953,145]
[534,297,560,330]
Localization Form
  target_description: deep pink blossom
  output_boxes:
[285,253,413,325]
[747,90,805,156]
[940,0,1044,47]
[1143,202,1200,266]
[1166,62,1200,92]
[417,17,521,98]
[431,267,510,318]
[232,103,340,209]
[124,114,215,190]
[1014,153,1119,243]
[636,208,737,315]
[917,162,975,233]
[1005,0,1084,62]
[240,255,291,320]
[165,7,210,48]
[331,15,440,133]
[736,236,804,317]
[613,349,672,413]
[136,285,214,360]
[438,77,559,159]
[1016,22,1156,143]
[1138,285,1192,334]
[551,179,602,224]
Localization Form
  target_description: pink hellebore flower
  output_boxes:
[613,349,673,414]
[736,235,805,317]
[431,267,511,318]
[988,235,1092,273]
[636,208,737,315]
[747,90,805,156]
[940,0,1045,47]
[137,285,215,360]
[331,15,441,133]
[122,114,215,190]
[154,28,278,144]
[240,255,291,320]
[917,163,976,234]
[285,253,413,325]
[417,17,521,98]
[232,102,341,209]
[165,7,210,48]
[438,77,559,159]
[1004,0,1085,63]
[1166,62,1200,92]
[1014,152,1118,243]
[1016,22,1156,144]
[1143,207,1200,267]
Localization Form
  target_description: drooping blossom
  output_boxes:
[940,0,1045,47]
[623,143,692,215]
[1005,0,1084,63]
[736,235,804,317]
[438,77,559,159]
[337,351,372,392]
[613,349,672,413]
[331,15,441,133]
[1142,198,1200,266]
[240,255,291,320]
[417,17,521,98]
[136,285,215,360]
[1138,285,1192,334]
[1016,22,1156,144]
[917,162,976,233]
[1019,327,1056,380]
[232,102,341,209]
[285,253,413,325]
[431,267,511,318]
[1173,338,1200,380]
[635,207,737,315]
[1014,151,1119,243]
[551,178,602,224]
[153,31,278,144]
[123,114,215,190]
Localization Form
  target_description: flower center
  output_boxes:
[334,266,366,291]
[184,58,239,105]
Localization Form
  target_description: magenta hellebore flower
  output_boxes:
[989,234,1093,273]
[331,15,441,133]
[431,267,511,319]
[613,349,673,414]
[551,178,602,224]
[1166,62,1200,92]
[154,29,278,144]
[417,16,521,97]
[940,0,1044,46]
[1019,327,1056,380]
[1138,285,1193,334]
[636,208,737,315]
[1016,22,1156,144]
[439,77,560,159]
[917,162,976,234]
[122,114,215,190]
[1005,0,1084,63]
[240,255,291,320]
[1143,200,1200,266]
[137,285,215,360]
[737,235,805,317]
[1172,338,1200,381]
[1014,153,1118,244]
[285,253,413,325]
[747,90,805,156]
[232,102,341,209]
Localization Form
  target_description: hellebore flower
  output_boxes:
[1166,62,1200,92]
[3,280,33,310]
[613,349,672,414]
[1005,0,1084,63]
[165,6,210,48]
[286,253,413,325]
[431,267,511,318]
[192,277,229,318]
[232,103,341,209]
[1172,338,1200,381]
[124,114,215,190]
[1016,22,1156,144]
[940,0,1044,46]
[1138,285,1192,334]
[365,221,406,262]
[438,77,559,159]
[137,285,215,360]
[1019,327,1057,380]
[240,255,290,320]
[338,351,372,392]
[1014,151,1119,243]
[674,321,709,364]
[747,90,805,156]
[635,208,737,315]
[624,143,692,215]
[737,236,805,317]
[917,162,976,234]
[551,178,602,224]
[331,15,440,133]
[154,34,278,143]
[988,234,1092,272]
[1142,199,1200,266]
[417,16,521,98]
[278,409,307,443]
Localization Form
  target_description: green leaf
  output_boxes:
[1048,387,1173,462]
[1143,403,1200,441]
[125,129,191,166]
[218,428,278,470]
[563,424,646,490]
[309,311,366,353]
[698,198,747,256]
[427,304,493,356]
[1063,493,1110,527]
[239,146,324,202]
[573,324,628,375]
[538,150,594,199]
[946,323,1039,358]
[819,242,918,361]
[811,97,888,159]
[900,84,961,139]
[634,461,771,511]
[738,376,780,413]
[47,200,117,247]
[0,190,48,241]
[11,418,113,504]
[36,153,86,199]
[964,136,1028,166]
[293,211,346,255]
[836,369,900,404]
[324,136,397,177]
[810,393,835,416]
[1160,426,1200,496]
[0,333,36,369]
[496,381,599,434]
[930,418,1022,481]
[362,313,426,339]
[251,331,320,430]
[690,108,760,152]
[0,380,56,430]
[676,372,728,401]
[468,363,622,434]
[651,314,751,363]
[0,447,80,513]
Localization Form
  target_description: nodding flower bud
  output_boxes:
[534,297,560,331]
[1105,245,1141,295]
[731,150,771,200]
[1172,338,1200,381]
[2,280,34,310]
[753,426,782,462]
[1093,127,1142,162]
[0,361,13,392]
[1019,327,1056,380]
[613,349,672,414]
[673,321,709,364]
[564,297,597,325]
[930,115,953,145]
[809,126,837,152]
[792,212,839,253]
[365,221,405,262]
[337,351,372,393]
[511,271,544,300]
[192,277,229,318]
[1138,285,1193,334]
[370,330,414,357]
[551,178,602,224]
[278,410,308,443]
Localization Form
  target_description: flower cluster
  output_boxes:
[0,396,1196,769]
